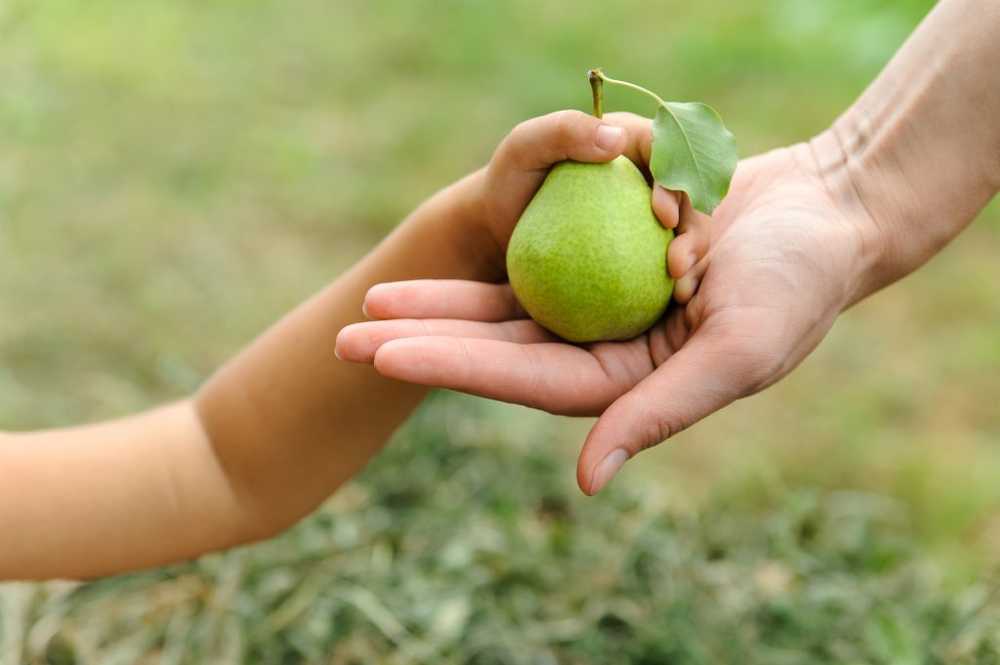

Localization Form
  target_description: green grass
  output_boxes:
[3,0,1000,661]
[5,395,1000,664]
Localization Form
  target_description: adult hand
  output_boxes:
[338,141,873,495]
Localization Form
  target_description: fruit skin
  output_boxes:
[506,155,674,343]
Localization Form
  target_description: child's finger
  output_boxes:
[363,280,525,322]
[481,111,657,246]
[335,318,555,363]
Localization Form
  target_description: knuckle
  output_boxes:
[510,117,534,141]
[549,110,588,148]
[619,395,679,452]
[498,111,591,170]
[500,119,535,166]
[550,108,589,127]
[642,413,679,451]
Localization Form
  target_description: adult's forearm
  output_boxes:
[195,170,494,535]
[811,0,1000,304]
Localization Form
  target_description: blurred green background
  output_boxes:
[3,0,1000,662]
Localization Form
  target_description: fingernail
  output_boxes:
[361,299,370,318]
[334,326,350,360]
[590,448,629,494]
[595,124,625,152]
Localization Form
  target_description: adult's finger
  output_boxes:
[363,280,525,322]
[577,329,763,495]
[672,254,710,304]
[372,337,631,416]
[667,194,712,283]
[335,318,555,363]
[652,185,681,230]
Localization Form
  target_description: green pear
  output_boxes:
[506,155,674,343]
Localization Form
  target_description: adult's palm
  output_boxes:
[337,143,870,494]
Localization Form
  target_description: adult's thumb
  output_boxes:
[577,332,760,495]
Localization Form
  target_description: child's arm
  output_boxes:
[1,110,695,580]
[0,171,485,580]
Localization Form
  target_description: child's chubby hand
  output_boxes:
[472,109,709,302]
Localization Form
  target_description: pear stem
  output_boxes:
[592,70,667,108]
[588,69,603,118]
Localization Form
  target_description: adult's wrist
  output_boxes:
[808,0,1000,308]
[820,102,999,306]
[804,125,892,309]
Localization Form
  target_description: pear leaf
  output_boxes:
[650,102,738,215]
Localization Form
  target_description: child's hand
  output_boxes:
[472,109,709,300]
